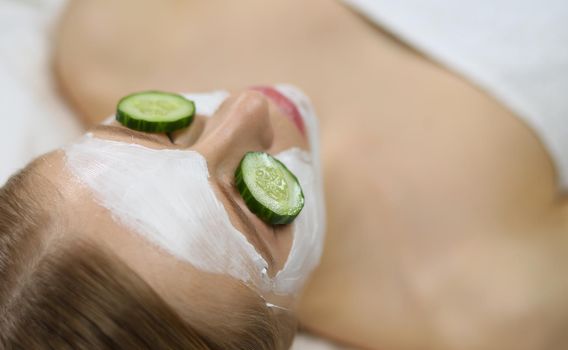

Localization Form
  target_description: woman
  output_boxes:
[5,0,568,348]
[0,87,324,349]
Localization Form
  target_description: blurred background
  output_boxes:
[0,0,81,186]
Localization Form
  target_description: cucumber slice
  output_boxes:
[116,91,195,133]
[235,152,304,225]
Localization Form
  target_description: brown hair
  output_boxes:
[0,159,296,349]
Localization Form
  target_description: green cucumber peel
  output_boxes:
[235,152,304,225]
[116,91,196,133]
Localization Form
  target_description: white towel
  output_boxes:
[343,0,568,189]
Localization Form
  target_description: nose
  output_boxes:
[194,90,274,174]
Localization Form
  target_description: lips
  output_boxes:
[251,86,306,137]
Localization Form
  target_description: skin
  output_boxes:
[54,0,568,348]
[34,90,309,327]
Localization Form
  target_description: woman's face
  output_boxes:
[42,86,325,316]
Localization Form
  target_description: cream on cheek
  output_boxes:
[63,87,325,296]
[271,84,326,294]
[272,148,324,294]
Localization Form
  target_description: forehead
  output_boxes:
[34,150,273,314]
[63,136,273,284]
[43,142,294,301]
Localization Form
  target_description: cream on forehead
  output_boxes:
[65,135,269,288]
[64,87,325,295]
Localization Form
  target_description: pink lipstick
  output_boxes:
[251,86,306,137]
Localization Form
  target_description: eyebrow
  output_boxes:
[217,184,275,267]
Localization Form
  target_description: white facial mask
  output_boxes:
[270,84,326,294]
[64,86,325,296]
